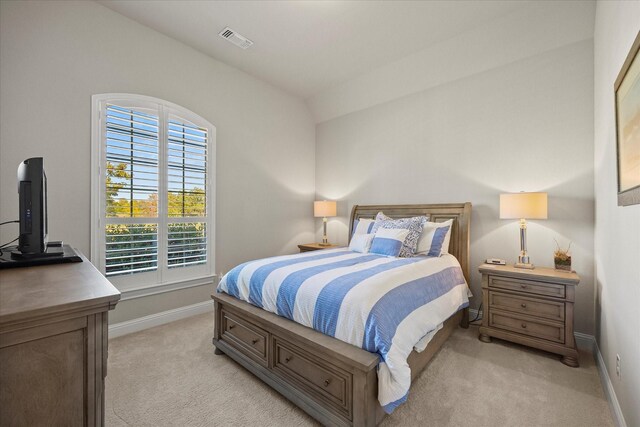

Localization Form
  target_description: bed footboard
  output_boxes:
[212,292,462,426]
[213,292,379,426]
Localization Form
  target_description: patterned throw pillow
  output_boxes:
[370,212,428,257]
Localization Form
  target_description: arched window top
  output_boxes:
[92,93,216,132]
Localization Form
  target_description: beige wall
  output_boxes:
[594,2,640,426]
[0,1,316,323]
[316,40,596,335]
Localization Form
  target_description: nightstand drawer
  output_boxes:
[489,291,565,321]
[489,276,565,299]
[489,311,565,344]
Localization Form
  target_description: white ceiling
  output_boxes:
[98,0,534,99]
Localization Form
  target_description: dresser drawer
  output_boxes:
[489,275,565,299]
[273,336,352,419]
[220,309,268,365]
[489,291,565,322]
[489,311,565,344]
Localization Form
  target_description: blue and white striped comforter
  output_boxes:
[217,248,470,413]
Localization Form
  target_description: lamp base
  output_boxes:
[514,262,535,269]
[318,242,332,247]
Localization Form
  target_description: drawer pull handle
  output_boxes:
[285,356,292,363]
[229,325,235,330]
[324,379,331,387]
[521,303,527,308]
[521,323,527,328]
[251,339,259,345]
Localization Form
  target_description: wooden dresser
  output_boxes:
[0,252,120,426]
[478,264,580,367]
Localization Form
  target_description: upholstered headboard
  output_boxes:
[349,203,472,282]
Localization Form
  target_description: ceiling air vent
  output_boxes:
[218,27,253,50]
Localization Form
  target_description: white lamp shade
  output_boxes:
[500,192,548,219]
[314,200,337,217]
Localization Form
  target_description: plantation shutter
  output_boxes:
[167,117,208,268]
[104,105,160,277]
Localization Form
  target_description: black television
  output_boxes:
[16,157,48,254]
[0,157,82,268]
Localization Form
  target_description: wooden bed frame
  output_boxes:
[212,203,471,426]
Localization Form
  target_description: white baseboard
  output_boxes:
[109,300,213,339]
[574,332,596,352]
[594,340,628,427]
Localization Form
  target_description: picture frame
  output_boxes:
[614,31,640,206]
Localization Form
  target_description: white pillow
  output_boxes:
[416,219,453,256]
[352,218,375,236]
[348,233,374,253]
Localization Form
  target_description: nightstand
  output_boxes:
[297,243,340,252]
[478,264,580,367]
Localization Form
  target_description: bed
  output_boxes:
[212,203,471,426]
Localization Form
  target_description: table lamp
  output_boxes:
[314,200,337,246]
[500,192,548,269]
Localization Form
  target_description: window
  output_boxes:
[91,94,215,291]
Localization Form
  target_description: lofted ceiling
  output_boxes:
[98,0,536,99]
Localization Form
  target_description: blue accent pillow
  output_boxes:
[370,212,428,257]
[369,228,410,257]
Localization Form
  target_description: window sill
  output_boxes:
[118,275,217,301]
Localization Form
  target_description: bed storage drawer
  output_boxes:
[220,309,268,365]
[273,336,352,419]
[488,276,565,299]
[489,291,565,321]
[489,310,565,344]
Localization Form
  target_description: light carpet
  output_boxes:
[105,313,614,426]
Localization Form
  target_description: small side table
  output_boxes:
[478,263,580,367]
[297,243,340,253]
